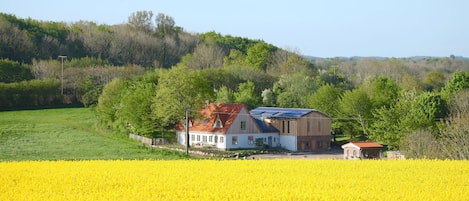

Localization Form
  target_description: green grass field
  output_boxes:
[0,108,188,161]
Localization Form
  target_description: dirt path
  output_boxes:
[247,151,343,160]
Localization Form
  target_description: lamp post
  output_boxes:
[58,55,67,95]
[185,109,190,155]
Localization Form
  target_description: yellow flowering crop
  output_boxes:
[1,160,468,200]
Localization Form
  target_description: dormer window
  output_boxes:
[213,115,223,128]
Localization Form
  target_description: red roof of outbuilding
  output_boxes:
[350,142,383,148]
[341,142,383,149]
[175,103,246,134]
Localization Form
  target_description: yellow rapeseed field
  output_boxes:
[1,159,468,200]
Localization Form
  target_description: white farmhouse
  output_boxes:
[175,103,278,150]
[176,104,332,152]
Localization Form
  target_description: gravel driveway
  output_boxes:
[247,150,343,160]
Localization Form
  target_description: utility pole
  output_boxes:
[58,55,67,95]
[185,109,190,155]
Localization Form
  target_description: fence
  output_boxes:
[386,151,406,160]
[129,133,168,146]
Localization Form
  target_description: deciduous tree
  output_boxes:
[307,84,342,116]
[438,89,469,159]
[369,91,447,149]
[0,59,33,83]
[261,88,275,106]
[442,71,469,96]
[31,59,59,80]
[400,129,439,159]
[282,54,313,76]
[216,85,235,104]
[234,81,259,109]
[0,16,34,62]
[439,112,469,160]
[128,11,154,33]
[422,71,445,91]
[245,42,275,71]
[362,76,400,109]
[223,49,247,67]
[117,81,157,137]
[95,78,128,127]
[369,91,415,149]
[339,88,372,139]
[183,41,225,69]
[155,13,175,36]
[152,65,214,128]
[399,73,422,91]
[276,73,318,108]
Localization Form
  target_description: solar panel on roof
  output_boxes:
[251,107,329,120]
[251,108,313,120]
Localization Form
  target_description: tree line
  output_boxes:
[1,11,469,159]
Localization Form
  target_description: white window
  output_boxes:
[197,135,200,141]
[203,136,207,142]
[209,136,213,142]
[214,119,222,128]
[220,136,224,143]
[213,116,223,128]
[248,136,254,145]
[232,136,237,145]
[214,136,218,143]
[191,135,195,141]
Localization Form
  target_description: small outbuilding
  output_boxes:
[341,142,383,159]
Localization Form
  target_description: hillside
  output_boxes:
[0,12,277,68]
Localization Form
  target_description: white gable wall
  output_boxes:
[279,135,297,151]
[226,107,261,134]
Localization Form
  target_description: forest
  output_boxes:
[1,11,469,159]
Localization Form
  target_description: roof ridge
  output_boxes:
[255,107,316,110]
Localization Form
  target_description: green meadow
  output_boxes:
[0,108,187,161]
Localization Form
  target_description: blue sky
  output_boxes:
[2,0,468,58]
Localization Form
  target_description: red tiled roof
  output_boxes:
[350,142,383,148]
[175,103,245,134]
